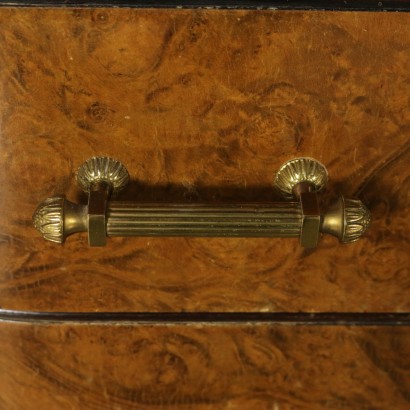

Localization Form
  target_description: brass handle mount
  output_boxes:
[33,157,370,247]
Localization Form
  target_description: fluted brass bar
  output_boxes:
[107,202,302,237]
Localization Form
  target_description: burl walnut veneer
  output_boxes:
[0,4,409,410]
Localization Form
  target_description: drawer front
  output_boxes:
[1,322,409,409]
[0,8,409,312]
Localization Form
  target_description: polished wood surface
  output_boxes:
[0,322,408,409]
[0,8,409,312]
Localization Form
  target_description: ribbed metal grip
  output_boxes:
[107,202,302,237]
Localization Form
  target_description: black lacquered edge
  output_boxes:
[0,310,409,326]
[0,0,410,11]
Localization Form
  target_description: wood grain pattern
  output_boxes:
[0,322,408,409]
[0,8,409,312]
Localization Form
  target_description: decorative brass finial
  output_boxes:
[321,196,371,243]
[343,198,371,243]
[275,157,328,197]
[32,195,88,244]
[76,156,129,195]
[32,196,65,243]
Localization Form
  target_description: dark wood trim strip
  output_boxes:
[0,310,409,325]
[0,0,410,11]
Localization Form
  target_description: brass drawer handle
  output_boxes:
[33,157,370,247]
